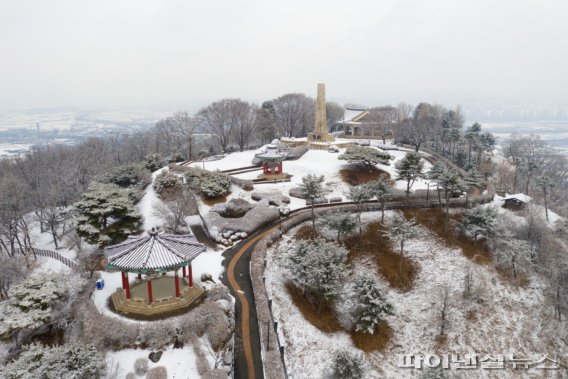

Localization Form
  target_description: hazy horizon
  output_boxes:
[1,0,568,111]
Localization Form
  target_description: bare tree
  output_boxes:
[326,101,344,131]
[199,99,237,153]
[437,285,451,336]
[271,93,315,137]
[153,190,192,234]
[172,111,200,160]
[368,106,398,144]
[230,100,258,151]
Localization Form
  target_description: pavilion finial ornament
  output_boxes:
[149,227,158,237]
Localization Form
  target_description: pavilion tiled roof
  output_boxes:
[104,232,205,272]
[255,145,287,161]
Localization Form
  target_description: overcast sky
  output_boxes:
[0,0,567,111]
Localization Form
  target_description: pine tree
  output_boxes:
[459,205,497,240]
[330,350,365,379]
[284,238,348,309]
[395,152,424,195]
[383,214,421,257]
[537,176,554,222]
[351,272,393,334]
[320,212,357,241]
[428,161,446,205]
[75,182,142,245]
[437,168,466,216]
[347,184,373,237]
[338,145,392,170]
[367,177,394,222]
[299,174,326,231]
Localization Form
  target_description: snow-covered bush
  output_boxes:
[0,342,105,379]
[134,357,149,376]
[330,350,365,379]
[210,198,253,218]
[153,170,181,197]
[185,168,231,199]
[339,145,391,169]
[350,272,393,334]
[144,154,167,172]
[99,163,151,189]
[0,274,82,336]
[283,238,349,304]
[146,366,168,379]
[199,171,231,199]
[459,205,497,240]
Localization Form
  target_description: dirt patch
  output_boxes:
[495,265,529,288]
[285,282,342,333]
[339,165,391,186]
[434,334,448,351]
[402,208,492,265]
[294,224,318,240]
[344,222,417,292]
[350,322,393,352]
[202,194,230,206]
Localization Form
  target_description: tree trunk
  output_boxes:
[543,189,549,222]
[311,203,315,233]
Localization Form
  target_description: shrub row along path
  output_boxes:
[222,195,491,379]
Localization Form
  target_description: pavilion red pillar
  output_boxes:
[182,266,187,278]
[188,263,193,287]
[121,271,131,300]
[278,162,282,174]
[138,273,142,280]
[174,270,181,298]
[263,162,268,174]
[147,279,153,304]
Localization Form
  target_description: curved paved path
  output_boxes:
[223,228,273,379]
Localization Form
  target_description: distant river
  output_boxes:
[481,121,568,154]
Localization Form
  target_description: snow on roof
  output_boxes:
[504,193,533,203]
[255,145,287,160]
[105,232,205,272]
[342,107,367,122]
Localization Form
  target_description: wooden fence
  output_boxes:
[32,248,80,271]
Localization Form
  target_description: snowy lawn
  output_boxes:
[105,345,199,379]
[189,141,433,213]
[265,211,564,378]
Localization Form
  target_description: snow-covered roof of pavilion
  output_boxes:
[104,231,205,273]
[255,144,287,161]
[504,193,533,204]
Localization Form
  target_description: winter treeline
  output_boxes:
[500,134,568,217]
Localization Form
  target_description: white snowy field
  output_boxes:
[105,346,200,379]
[264,211,566,379]
[188,141,433,213]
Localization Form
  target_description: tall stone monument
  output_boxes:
[308,83,335,142]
